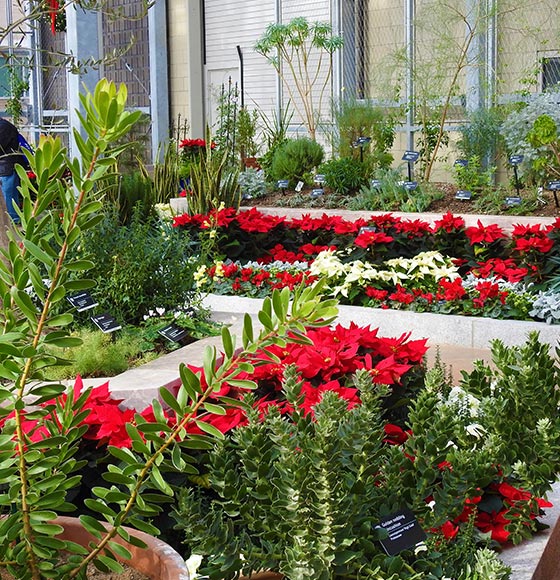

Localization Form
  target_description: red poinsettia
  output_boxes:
[465,220,506,245]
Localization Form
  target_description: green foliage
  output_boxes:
[98,169,155,226]
[174,370,436,580]
[74,209,200,325]
[457,107,505,167]
[0,101,340,580]
[526,114,560,180]
[238,168,267,199]
[213,77,239,168]
[459,332,560,499]
[334,99,397,170]
[258,105,293,179]
[320,157,369,195]
[347,168,441,212]
[150,140,182,204]
[270,138,325,186]
[417,111,449,179]
[5,56,29,126]
[255,17,343,141]
[43,327,160,380]
[453,155,495,192]
[501,92,560,183]
[0,79,146,579]
[189,137,241,214]
[237,107,259,160]
[473,186,539,216]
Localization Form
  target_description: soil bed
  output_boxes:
[245,182,560,218]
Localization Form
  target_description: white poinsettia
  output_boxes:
[309,250,347,278]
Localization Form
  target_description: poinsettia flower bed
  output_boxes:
[175,208,560,322]
[6,324,557,554]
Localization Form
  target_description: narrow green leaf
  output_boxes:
[159,387,182,415]
[203,402,227,415]
[107,541,132,561]
[195,420,225,440]
[221,326,234,358]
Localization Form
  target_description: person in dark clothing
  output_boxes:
[0,118,26,223]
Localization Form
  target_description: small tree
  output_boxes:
[255,17,343,142]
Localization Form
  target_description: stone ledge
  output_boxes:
[202,294,560,350]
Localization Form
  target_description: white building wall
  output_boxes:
[204,0,277,129]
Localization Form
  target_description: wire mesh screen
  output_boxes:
[39,20,68,141]
[351,0,560,109]
[101,0,152,162]
[101,0,151,110]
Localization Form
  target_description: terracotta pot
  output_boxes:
[242,157,261,170]
[239,573,282,580]
[54,516,189,580]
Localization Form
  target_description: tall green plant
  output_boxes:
[149,140,182,204]
[0,79,143,579]
[189,135,241,214]
[334,99,397,171]
[255,18,343,141]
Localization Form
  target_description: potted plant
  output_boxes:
[0,78,339,579]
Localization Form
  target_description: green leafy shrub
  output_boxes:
[347,168,441,212]
[320,157,369,195]
[258,105,292,179]
[75,209,200,325]
[44,328,157,379]
[453,155,495,192]
[238,168,267,199]
[334,99,397,171]
[501,92,560,182]
[270,137,325,186]
[457,107,505,167]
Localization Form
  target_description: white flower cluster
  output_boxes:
[310,250,459,297]
[244,259,310,271]
[462,273,533,294]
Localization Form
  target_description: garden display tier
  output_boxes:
[177,207,560,326]
[202,294,560,350]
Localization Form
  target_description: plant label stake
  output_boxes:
[295,180,304,192]
[454,159,469,167]
[509,154,524,197]
[375,509,427,556]
[67,291,98,312]
[455,189,472,201]
[313,174,326,185]
[277,179,289,193]
[310,188,324,198]
[547,180,560,207]
[370,179,382,190]
[402,150,419,182]
[353,136,371,162]
[505,196,522,207]
[91,312,121,334]
[158,323,190,344]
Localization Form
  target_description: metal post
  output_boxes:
[486,0,497,108]
[405,0,415,152]
[148,0,170,162]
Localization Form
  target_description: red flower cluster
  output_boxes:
[179,138,215,149]
[186,323,427,421]
[440,481,552,543]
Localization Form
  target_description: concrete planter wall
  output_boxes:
[202,294,560,350]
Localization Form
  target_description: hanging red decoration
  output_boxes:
[48,0,59,35]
